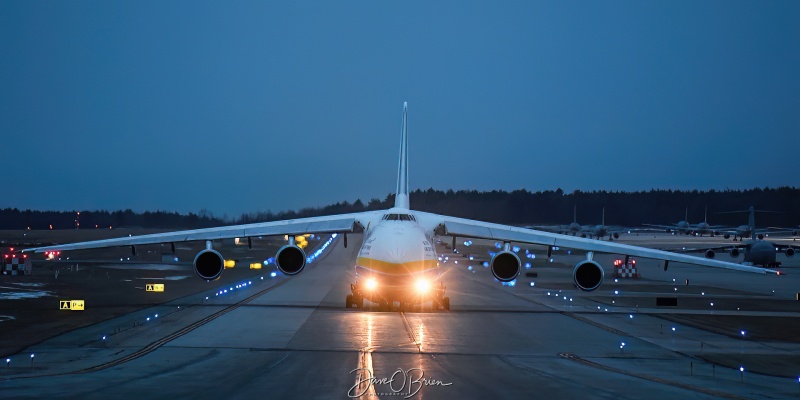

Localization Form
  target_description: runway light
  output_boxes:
[147,317,150,321]
[547,292,551,296]
[30,354,34,359]
[614,290,619,295]
[270,272,277,278]
[366,278,378,291]
[468,266,473,271]
[741,330,746,337]
[671,327,676,332]
[614,278,618,283]
[701,292,705,296]
[740,366,744,372]
[629,314,633,319]
[155,314,158,318]
[710,302,714,306]
[102,336,106,340]
[530,282,535,287]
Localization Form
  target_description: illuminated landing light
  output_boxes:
[366,278,378,291]
[415,279,430,293]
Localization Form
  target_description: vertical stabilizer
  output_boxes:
[748,206,756,240]
[394,102,410,209]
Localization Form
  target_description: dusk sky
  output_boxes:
[2,1,798,218]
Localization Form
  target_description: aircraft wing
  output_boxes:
[421,213,778,274]
[642,223,680,231]
[22,212,376,253]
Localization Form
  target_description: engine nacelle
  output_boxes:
[276,244,307,275]
[193,249,225,281]
[705,249,716,259]
[573,260,603,291]
[723,233,730,239]
[757,234,764,240]
[730,248,740,258]
[787,248,795,258]
[490,251,521,282]
[612,233,620,239]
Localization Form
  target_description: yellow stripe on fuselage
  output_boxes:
[356,257,438,275]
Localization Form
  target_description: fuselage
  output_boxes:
[354,210,442,303]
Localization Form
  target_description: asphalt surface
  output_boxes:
[2,232,800,399]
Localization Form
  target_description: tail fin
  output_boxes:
[394,102,410,209]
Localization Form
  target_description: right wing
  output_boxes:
[418,212,777,275]
[23,211,380,253]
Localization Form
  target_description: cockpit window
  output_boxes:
[382,213,416,221]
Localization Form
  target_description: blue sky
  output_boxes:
[2,1,798,217]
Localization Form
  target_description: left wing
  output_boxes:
[23,211,377,253]
[417,212,778,275]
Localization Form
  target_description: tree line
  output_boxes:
[1,187,798,230]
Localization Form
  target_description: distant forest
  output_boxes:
[1,187,799,230]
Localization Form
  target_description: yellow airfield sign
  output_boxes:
[59,300,85,311]
[146,283,165,292]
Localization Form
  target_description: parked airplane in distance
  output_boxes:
[644,206,725,237]
[715,207,799,241]
[24,103,779,312]
[684,207,799,268]
[531,206,623,240]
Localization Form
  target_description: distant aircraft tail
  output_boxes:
[394,102,410,209]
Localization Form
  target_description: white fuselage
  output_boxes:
[353,210,441,303]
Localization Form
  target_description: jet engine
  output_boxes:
[490,251,521,282]
[612,233,620,239]
[723,234,731,239]
[276,244,307,275]
[730,248,740,258]
[194,249,225,281]
[573,260,603,291]
[757,234,764,240]
[705,249,716,259]
[787,248,795,258]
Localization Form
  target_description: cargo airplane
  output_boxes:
[23,103,779,311]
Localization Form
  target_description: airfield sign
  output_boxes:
[146,283,165,292]
[59,300,85,311]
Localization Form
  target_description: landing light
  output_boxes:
[415,279,430,293]
[366,278,378,290]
